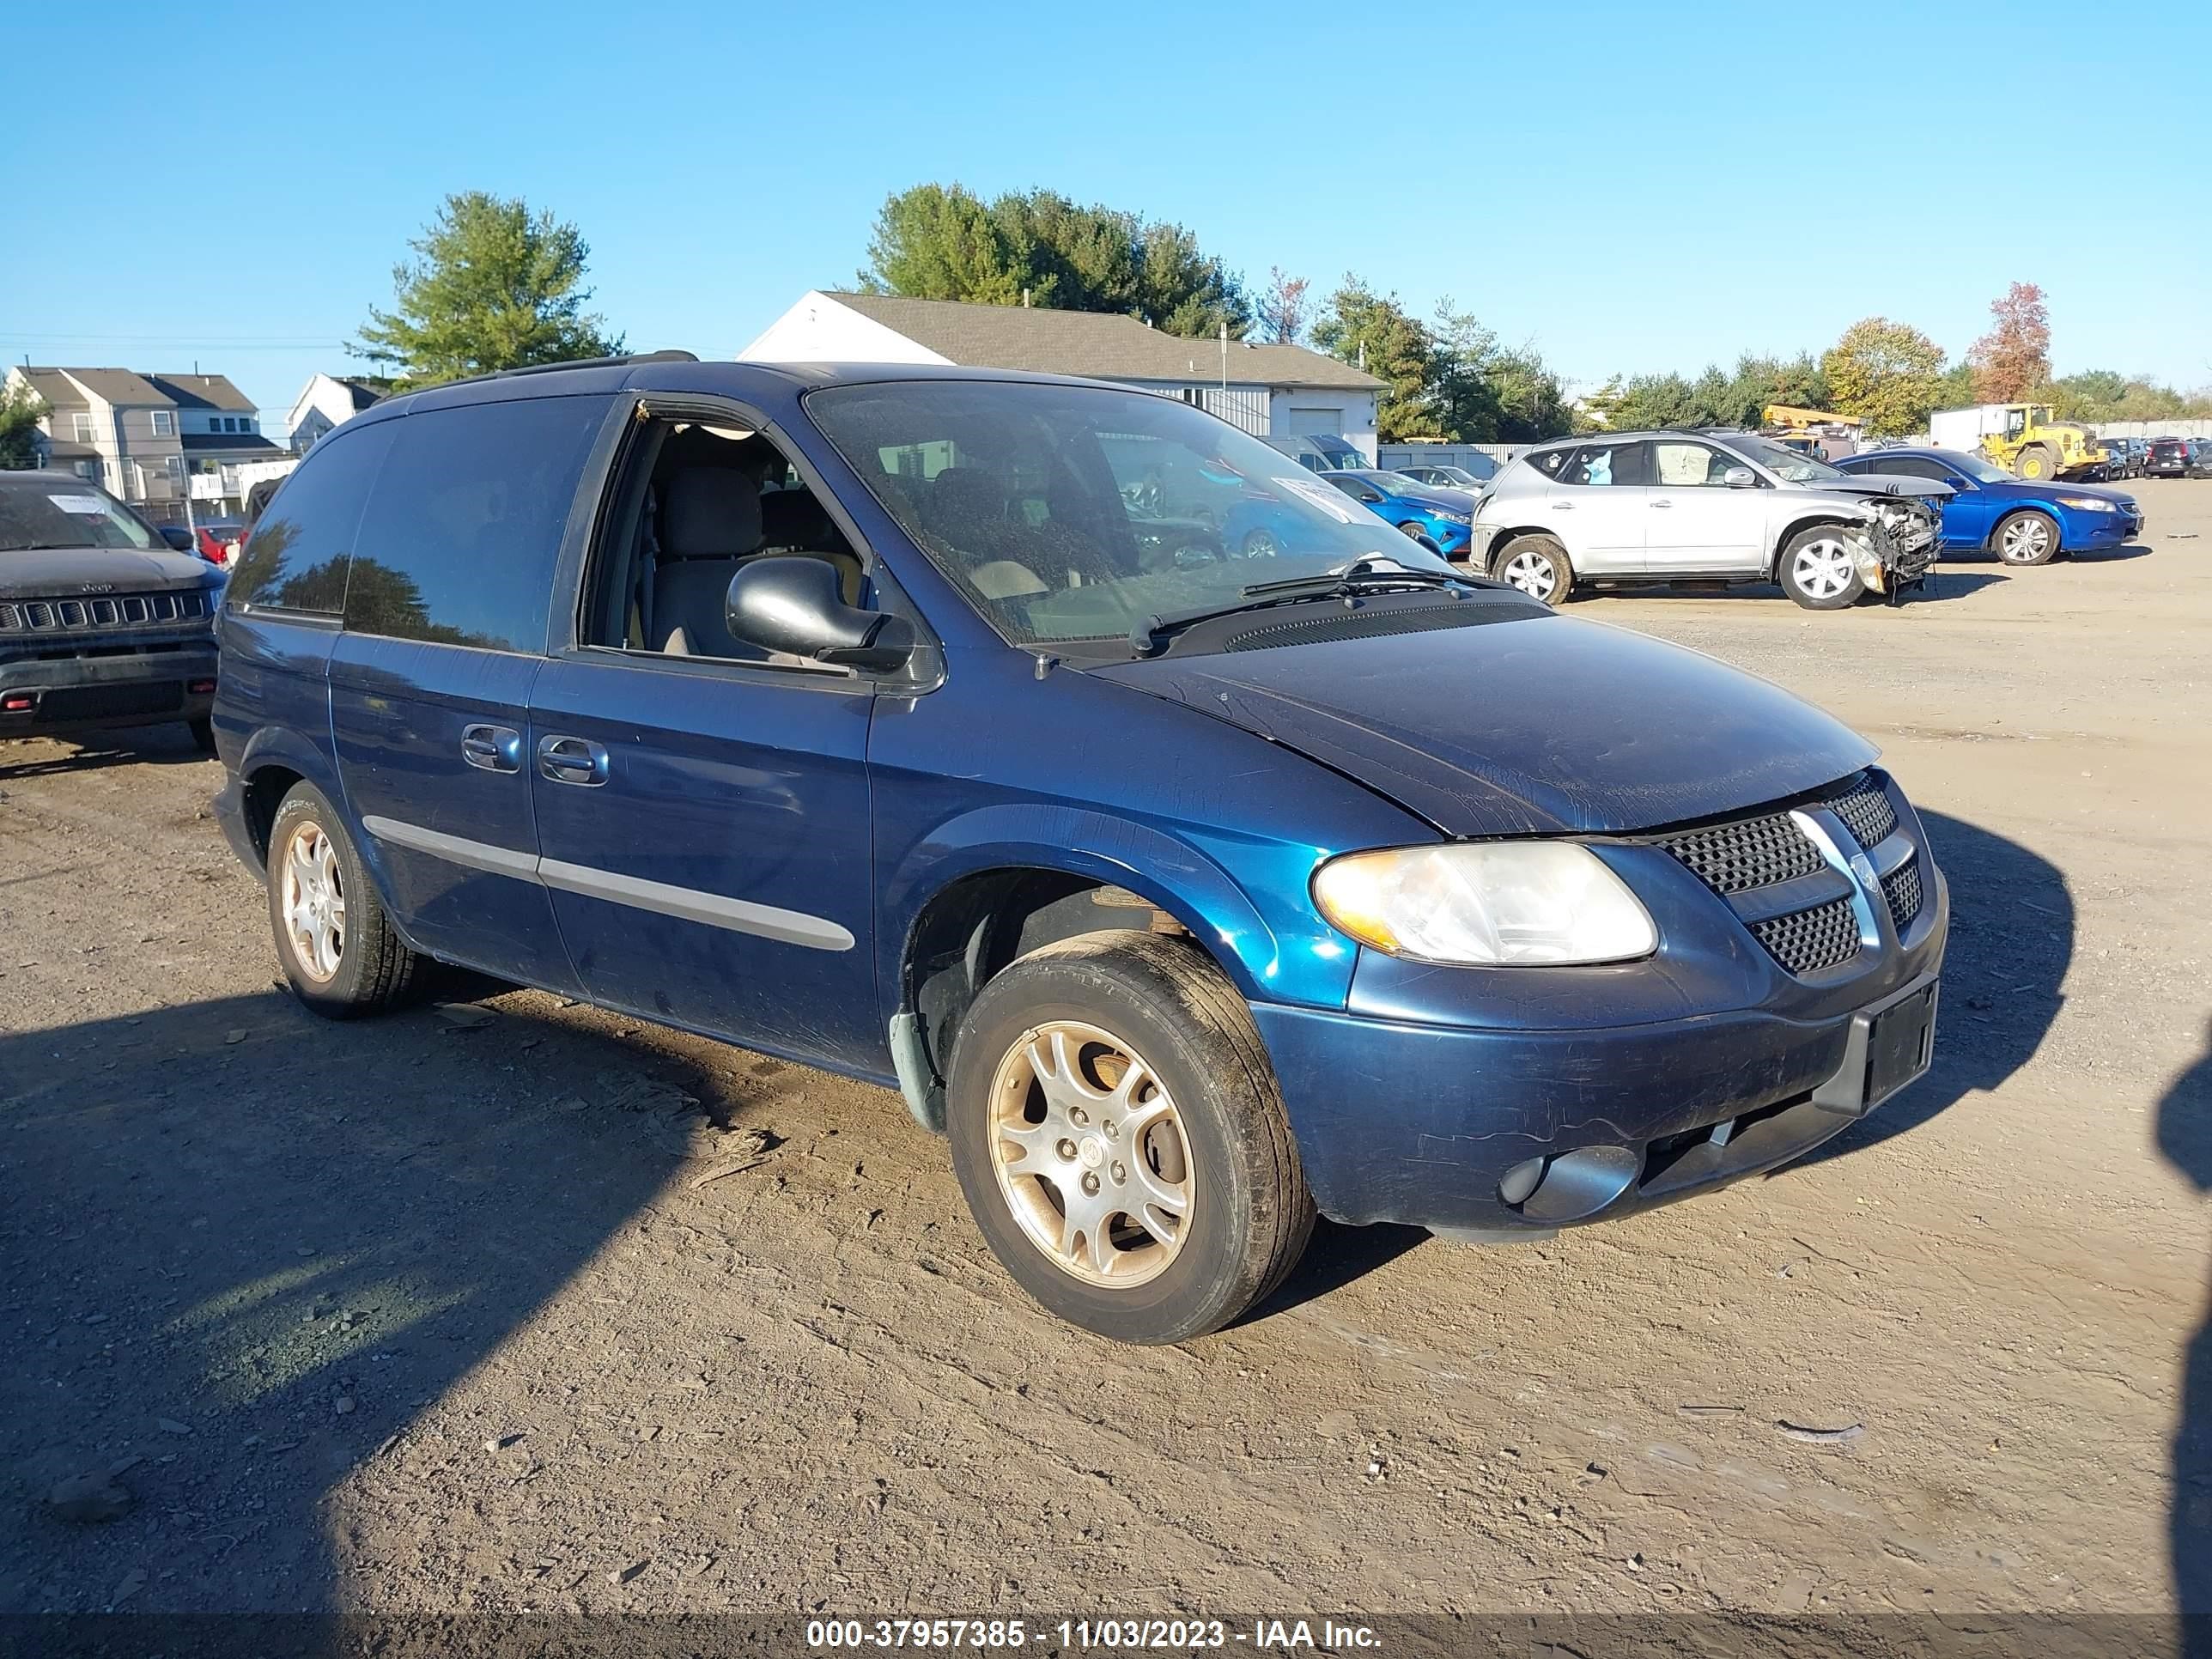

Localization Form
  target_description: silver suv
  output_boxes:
[1468,430,1948,611]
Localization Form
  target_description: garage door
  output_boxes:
[1288,407,1345,434]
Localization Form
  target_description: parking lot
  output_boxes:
[3,480,2207,1621]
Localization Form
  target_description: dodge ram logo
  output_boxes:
[79,582,115,594]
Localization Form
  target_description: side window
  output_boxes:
[1528,447,1571,479]
[343,396,607,653]
[580,414,871,663]
[1328,475,1383,503]
[1652,441,1737,486]
[1559,442,1649,487]
[228,421,394,615]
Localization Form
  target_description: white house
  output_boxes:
[286,373,391,453]
[741,291,1386,461]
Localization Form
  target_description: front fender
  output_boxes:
[878,801,1356,1014]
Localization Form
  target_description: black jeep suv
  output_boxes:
[0,470,223,752]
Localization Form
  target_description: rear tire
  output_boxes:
[265,782,422,1018]
[1493,533,1574,605]
[1778,526,1865,610]
[1994,508,2060,566]
[945,931,1313,1344]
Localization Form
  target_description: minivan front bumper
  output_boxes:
[1252,864,1948,1238]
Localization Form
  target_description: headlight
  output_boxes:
[1312,842,1656,966]
[1429,508,1472,526]
[2057,495,2116,513]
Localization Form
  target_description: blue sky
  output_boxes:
[6,2,2207,430]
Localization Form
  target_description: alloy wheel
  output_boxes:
[281,820,346,983]
[1502,549,1559,602]
[2001,517,2051,562]
[1790,536,1856,600]
[987,1021,1194,1288]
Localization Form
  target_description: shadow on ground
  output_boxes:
[2158,1025,2212,1643]
[0,987,753,1613]
[0,722,212,781]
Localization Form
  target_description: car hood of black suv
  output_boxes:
[1094,606,1876,836]
[0,542,220,599]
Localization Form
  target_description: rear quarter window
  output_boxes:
[227,422,394,615]
[343,396,608,653]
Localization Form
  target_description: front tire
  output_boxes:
[2015,445,2058,482]
[946,932,1313,1344]
[1778,526,1865,610]
[1493,533,1574,605]
[265,782,422,1018]
[1994,508,2060,566]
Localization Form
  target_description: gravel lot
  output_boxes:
[3,480,2208,1626]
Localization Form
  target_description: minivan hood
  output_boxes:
[1092,611,1876,836]
[0,544,220,596]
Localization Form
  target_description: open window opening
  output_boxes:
[583,413,870,663]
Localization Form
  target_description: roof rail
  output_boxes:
[418,349,701,394]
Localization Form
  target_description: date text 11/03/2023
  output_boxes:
[804,1618,1382,1650]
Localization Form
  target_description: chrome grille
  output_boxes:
[0,590,210,633]
[1656,811,1822,896]
[1749,897,1862,976]
[1826,774,1897,849]
[1882,856,1923,931]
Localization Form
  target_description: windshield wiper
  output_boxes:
[1128,560,1479,656]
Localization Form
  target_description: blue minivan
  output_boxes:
[214,355,1946,1343]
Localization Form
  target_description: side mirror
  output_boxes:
[726,556,914,672]
[1722,466,1758,489]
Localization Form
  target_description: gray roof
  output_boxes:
[145,373,255,412]
[827,292,1385,392]
[27,368,171,406]
[17,368,84,410]
[338,376,390,410]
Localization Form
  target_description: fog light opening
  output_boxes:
[187,678,217,695]
[2,693,34,714]
[1510,1144,1641,1224]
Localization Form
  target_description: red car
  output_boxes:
[192,521,246,565]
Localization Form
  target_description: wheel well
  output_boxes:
[1770,514,1862,578]
[896,868,1222,1130]
[1482,526,1555,569]
[240,764,305,869]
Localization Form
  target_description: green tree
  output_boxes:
[1311,277,1440,441]
[1603,372,1702,429]
[859,184,1249,338]
[0,379,46,469]
[1821,317,1947,436]
[1424,302,1572,442]
[1969,281,2051,403]
[352,191,623,386]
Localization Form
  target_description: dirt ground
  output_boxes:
[3,480,2209,1630]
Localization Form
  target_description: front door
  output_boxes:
[525,404,885,1071]
[1643,439,1771,575]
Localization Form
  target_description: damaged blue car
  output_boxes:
[213,356,1946,1344]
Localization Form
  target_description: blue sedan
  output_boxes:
[1318,469,1476,556]
[1834,447,2143,566]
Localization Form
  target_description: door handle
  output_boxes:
[537,733,609,787]
[1553,501,1574,510]
[460,724,522,774]
[1650,499,1674,508]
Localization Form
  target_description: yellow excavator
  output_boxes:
[1761,405,1863,461]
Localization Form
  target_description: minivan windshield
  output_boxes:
[0,477,158,553]
[806,381,1447,647]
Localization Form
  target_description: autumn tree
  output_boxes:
[1821,318,1948,436]
[1255,269,1311,345]
[352,193,622,386]
[1969,282,2051,403]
